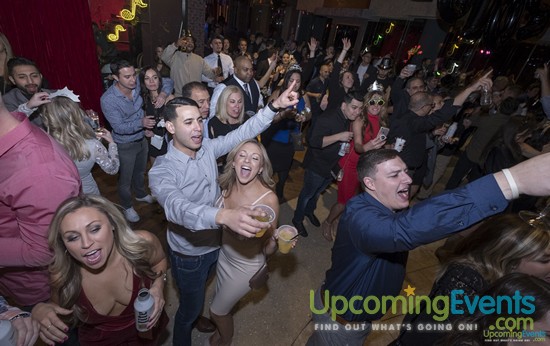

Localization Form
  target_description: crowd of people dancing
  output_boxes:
[1,25,549,346]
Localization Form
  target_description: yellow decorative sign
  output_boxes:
[120,0,148,21]
[107,25,126,42]
[385,22,395,34]
[446,43,459,57]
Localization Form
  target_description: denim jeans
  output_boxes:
[169,248,219,346]
[117,138,149,209]
[306,288,371,346]
[294,169,332,223]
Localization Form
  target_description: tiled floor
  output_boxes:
[94,151,452,345]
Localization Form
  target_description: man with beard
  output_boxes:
[3,57,53,125]
[360,57,395,95]
[148,81,299,346]
[162,35,219,97]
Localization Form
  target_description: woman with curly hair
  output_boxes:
[208,139,281,346]
[41,96,119,195]
[392,213,550,345]
[320,89,387,241]
[32,195,169,345]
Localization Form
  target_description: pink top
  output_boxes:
[0,112,81,306]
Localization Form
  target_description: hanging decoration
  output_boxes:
[120,0,148,21]
[107,25,126,42]
[385,22,395,34]
[373,34,383,46]
[106,0,149,42]
[404,45,423,64]
[446,43,459,56]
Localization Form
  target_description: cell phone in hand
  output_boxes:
[377,127,390,141]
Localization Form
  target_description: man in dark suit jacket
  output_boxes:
[255,48,278,82]
[209,56,263,119]
[350,49,377,89]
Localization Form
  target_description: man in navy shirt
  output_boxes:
[307,145,550,345]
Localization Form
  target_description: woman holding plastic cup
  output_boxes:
[41,96,119,195]
[208,139,280,346]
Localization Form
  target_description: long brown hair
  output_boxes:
[362,90,388,137]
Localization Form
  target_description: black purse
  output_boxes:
[248,262,269,290]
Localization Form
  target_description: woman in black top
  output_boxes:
[139,66,174,165]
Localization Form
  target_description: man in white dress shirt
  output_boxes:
[202,35,234,92]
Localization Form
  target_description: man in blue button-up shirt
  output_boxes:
[101,60,173,222]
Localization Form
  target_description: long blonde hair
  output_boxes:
[41,96,95,161]
[0,33,14,94]
[216,85,245,124]
[48,195,158,325]
[439,213,550,284]
[218,139,275,197]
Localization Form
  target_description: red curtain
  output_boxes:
[0,0,103,113]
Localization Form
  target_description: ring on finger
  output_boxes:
[47,324,52,331]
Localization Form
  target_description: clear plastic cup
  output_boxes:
[276,225,298,254]
[253,204,275,238]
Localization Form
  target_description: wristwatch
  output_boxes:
[267,101,283,113]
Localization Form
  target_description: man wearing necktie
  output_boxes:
[209,56,263,119]
[202,35,234,92]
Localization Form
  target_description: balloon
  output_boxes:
[483,0,525,48]
[525,0,540,11]
[516,9,550,41]
[462,0,497,40]
[437,0,473,24]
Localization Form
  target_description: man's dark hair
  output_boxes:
[181,82,208,99]
[405,77,424,90]
[163,97,199,122]
[357,149,399,185]
[7,57,39,76]
[110,60,133,76]
[343,91,363,104]
[267,48,278,58]
[499,97,521,116]
[210,35,224,43]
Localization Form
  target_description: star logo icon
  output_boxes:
[403,285,416,297]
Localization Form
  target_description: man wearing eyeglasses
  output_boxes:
[388,72,493,197]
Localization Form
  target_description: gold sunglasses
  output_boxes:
[368,99,385,106]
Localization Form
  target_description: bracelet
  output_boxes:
[502,169,519,199]
[9,312,31,321]
[267,101,281,113]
